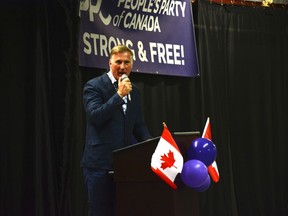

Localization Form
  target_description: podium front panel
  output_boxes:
[113,132,200,216]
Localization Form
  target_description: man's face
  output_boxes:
[109,51,133,80]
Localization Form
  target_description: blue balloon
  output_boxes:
[192,175,211,192]
[187,138,217,166]
[180,160,208,188]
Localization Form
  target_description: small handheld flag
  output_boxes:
[151,123,183,189]
[202,117,220,183]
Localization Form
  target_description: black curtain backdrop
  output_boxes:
[197,2,288,215]
[1,0,288,216]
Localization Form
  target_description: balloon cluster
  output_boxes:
[180,138,217,192]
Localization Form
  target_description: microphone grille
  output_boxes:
[121,74,128,80]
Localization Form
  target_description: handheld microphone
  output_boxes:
[121,74,131,101]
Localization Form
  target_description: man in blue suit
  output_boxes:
[81,45,152,216]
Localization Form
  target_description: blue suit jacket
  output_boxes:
[81,73,151,170]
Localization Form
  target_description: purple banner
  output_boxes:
[79,0,199,77]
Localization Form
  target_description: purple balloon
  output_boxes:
[187,138,217,166]
[193,175,211,192]
[180,160,208,188]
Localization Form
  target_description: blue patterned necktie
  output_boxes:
[113,81,118,89]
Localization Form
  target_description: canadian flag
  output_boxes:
[202,117,220,183]
[151,123,183,189]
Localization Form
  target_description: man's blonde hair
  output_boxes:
[110,45,134,64]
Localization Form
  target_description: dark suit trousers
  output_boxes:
[83,168,116,216]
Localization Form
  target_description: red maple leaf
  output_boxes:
[160,150,177,170]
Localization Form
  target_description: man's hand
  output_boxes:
[117,76,132,98]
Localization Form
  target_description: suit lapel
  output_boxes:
[101,73,116,98]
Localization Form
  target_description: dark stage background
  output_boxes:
[1,0,288,215]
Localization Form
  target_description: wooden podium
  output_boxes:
[113,131,200,216]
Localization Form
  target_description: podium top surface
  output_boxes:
[114,131,200,153]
